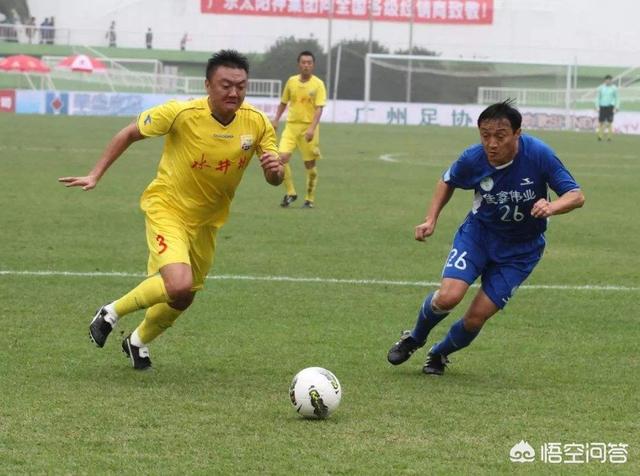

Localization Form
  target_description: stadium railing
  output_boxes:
[2,54,281,97]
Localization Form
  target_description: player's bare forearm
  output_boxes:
[425,179,455,222]
[305,107,324,141]
[310,107,323,129]
[272,103,287,126]
[416,179,455,241]
[532,190,585,218]
[92,123,145,178]
[58,122,145,190]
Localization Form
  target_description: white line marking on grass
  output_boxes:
[377,153,445,167]
[378,153,403,163]
[0,269,637,292]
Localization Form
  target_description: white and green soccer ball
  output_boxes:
[289,367,342,419]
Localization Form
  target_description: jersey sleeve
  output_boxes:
[542,151,580,196]
[255,111,278,156]
[442,150,476,190]
[137,100,182,137]
[315,79,327,107]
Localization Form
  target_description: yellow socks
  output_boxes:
[109,275,186,346]
[135,303,183,344]
[283,162,319,202]
[283,163,296,196]
[305,166,318,202]
[113,275,170,317]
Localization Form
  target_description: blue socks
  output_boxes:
[431,318,480,357]
[410,291,450,344]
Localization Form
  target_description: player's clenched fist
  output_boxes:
[531,198,554,218]
[259,152,284,185]
[415,219,436,241]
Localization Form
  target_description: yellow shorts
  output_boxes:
[144,207,217,291]
[279,123,322,162]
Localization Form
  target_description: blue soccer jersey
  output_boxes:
[443,134,580,241]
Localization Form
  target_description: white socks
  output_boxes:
[103,302,119,327]
[130,329,145,348]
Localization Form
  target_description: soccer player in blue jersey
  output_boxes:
[387,100,585,375]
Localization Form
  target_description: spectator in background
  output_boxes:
[39,17,48,44]
[145,27,153,49]
[2,8,18,43]
[0,19,14,43]
[180,32,188,51]
[25,16,36,44]
[106,20,116,47]
[48,16,55,44]
[595,74,619,142]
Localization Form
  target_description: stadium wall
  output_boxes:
[4,88,640,135]
[21,0,640,66]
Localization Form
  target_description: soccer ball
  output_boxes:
[289,367,342,419]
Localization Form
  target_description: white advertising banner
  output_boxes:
[13,90,640,135]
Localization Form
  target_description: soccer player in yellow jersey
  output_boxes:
[59,50,283,370]
[272,51,326,208]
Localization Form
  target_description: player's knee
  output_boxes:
[169,291,195,311]
[165,276,193,302]
[433,289,463,312]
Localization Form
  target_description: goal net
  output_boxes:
[364,53,577,107]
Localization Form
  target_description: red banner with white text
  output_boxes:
[201,0,493,24]
[0,89,16,113]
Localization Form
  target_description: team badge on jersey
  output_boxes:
[480,176,494,191]
[240,135,253,151]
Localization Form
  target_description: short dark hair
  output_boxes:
[604,74,612,80]
[206,50,249,79]
[477,99,522,132]
[297,50,315,62]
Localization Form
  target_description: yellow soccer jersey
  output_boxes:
[137,97,276,228]
[281,75,326,124]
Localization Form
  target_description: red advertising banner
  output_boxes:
[0,89,16,113]
[201,0,493,24]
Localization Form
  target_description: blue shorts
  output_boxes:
[442,218,545,309]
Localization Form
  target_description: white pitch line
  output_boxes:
[378,153,403,163]
[0,269,637,292]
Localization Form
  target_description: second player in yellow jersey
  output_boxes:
[272,50,326,208]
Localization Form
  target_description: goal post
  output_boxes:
[363,53,581,127]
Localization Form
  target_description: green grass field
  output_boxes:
[1,115,638,474]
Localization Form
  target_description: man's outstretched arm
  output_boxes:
[58,121,145,190]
